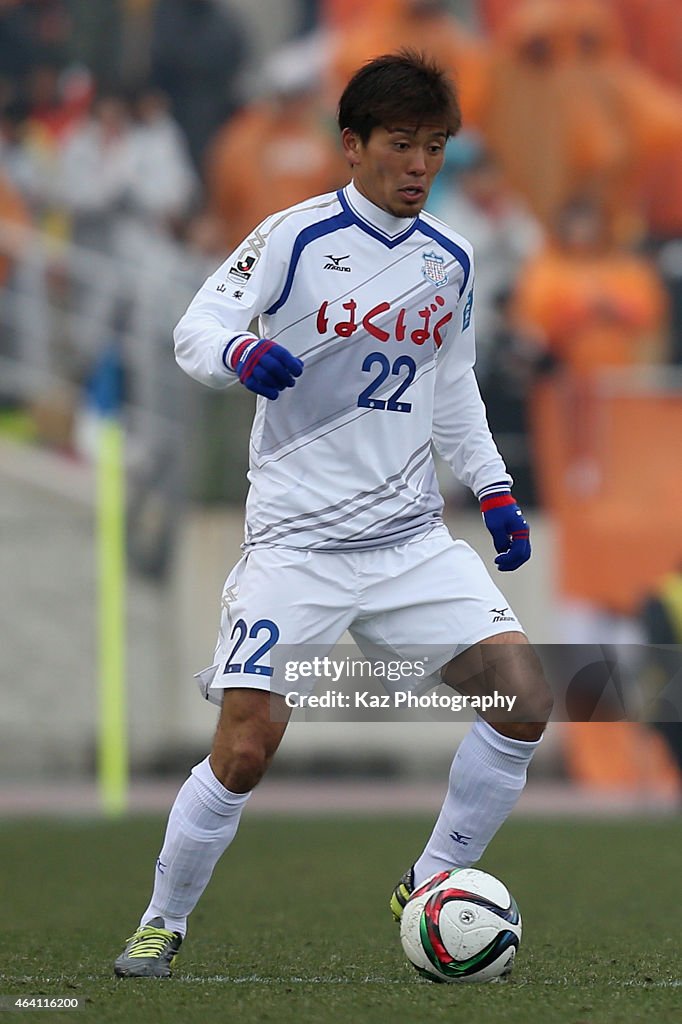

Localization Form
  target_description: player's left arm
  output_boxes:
[431,270,531,571]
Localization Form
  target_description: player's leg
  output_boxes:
[439,629,551,741]
[412,631,552,887]
[115,545,356,975]
[114,689,290,977]
[141,689,290,931]
[346,528,552,915]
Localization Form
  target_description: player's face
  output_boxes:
[343,124,448,217]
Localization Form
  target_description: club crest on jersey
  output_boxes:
[421,250,448,287]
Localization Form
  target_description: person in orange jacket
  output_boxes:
[514,195,667,382]
[0,166,29,287]
[325,0,490,129]
[514,193,667,502]
[481,0,682,93]
[204,58,347,253]
[513,195,678,627]
[477,0,682,239]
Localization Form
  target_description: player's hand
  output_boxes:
[480,491,531,571]
[233,338,304,400]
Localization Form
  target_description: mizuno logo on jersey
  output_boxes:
[323,254,351,272]
[490,606,515,623]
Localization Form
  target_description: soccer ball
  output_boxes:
[400,868,522,983]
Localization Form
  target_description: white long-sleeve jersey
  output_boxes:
[174,181,512,551]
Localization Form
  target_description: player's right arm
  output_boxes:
[173,219,302,397]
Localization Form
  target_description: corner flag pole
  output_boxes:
[94,346,128,816]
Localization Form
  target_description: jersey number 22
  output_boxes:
[357,352,416,413]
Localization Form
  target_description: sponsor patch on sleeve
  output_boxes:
[462,287,474,330]
[228,253,258,283]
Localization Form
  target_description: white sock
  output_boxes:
[140,756,251,936]
[414,718,541,885]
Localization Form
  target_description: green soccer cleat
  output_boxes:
[389,866,415,922]
[114,917,182,978]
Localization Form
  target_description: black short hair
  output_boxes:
[337,49,461,143]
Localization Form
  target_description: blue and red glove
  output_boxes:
[479,489,531,572]
[226,336,304,400]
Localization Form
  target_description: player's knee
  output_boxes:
[211,742,271,793]
[505,680,553,741]
[497,718,549,742]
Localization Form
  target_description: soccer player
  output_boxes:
[114,50,552,978]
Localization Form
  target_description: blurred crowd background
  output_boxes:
[1,0,682,798]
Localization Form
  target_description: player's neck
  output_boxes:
[345,180,416,237]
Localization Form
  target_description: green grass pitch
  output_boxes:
[1,814,680,1023]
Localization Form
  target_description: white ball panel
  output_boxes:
[437,868,512,909]
[399,893,433,974]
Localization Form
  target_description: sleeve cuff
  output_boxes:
[222,333,258,373]
[477,481,512,502]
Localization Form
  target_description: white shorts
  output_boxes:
[197,525,524,704]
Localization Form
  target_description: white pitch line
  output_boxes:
[170,975,682,988]
[11,975,682,988]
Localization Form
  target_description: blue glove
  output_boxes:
[229,337,304,400]
[480,490,531,572]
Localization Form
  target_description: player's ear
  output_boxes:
[341,128,362,166]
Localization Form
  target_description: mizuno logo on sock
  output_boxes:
[449,831,472,845]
